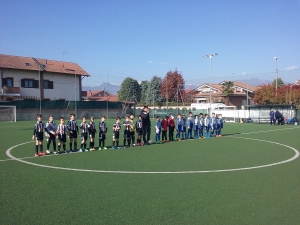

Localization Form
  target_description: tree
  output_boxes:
[118,77,141,102]
[160,69,185,103]
[221,81,235,105]
[145,76,162,105]
[253,84,277,104]
[272,77,285,88]
[140,80,150,104]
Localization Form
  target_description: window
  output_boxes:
[21,79,38,88]
[2,78,14,87]
[43,80,53,89]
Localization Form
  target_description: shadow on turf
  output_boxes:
[221,133,241,136]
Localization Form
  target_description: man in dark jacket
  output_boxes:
[275,109,281,125]
[141,106,151,144]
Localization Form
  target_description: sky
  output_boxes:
[1,0,299,87]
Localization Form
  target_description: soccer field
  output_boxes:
[1,120,300,225]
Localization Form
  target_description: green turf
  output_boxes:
[1,120,300,225]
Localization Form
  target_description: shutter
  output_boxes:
[49,81,53,89]
[21,79,25,87]
[33,80,39,88]
[2,78,7,86]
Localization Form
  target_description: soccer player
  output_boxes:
[218,114,223,137]
[79,116,89,152]
[155,116,162,143]
[182,115,187,140]
[199,113,204,138]
[141,106,151,145]
[187,112,194,139]
[56,117,68,153]
[129,114,136,146]
[176,114,182,141]
[161,116,168,142]
[88,116,96,151]
[45,115,57,154]
[168,114,175,142]
[123,116,132,148]
[193,115,199,139]
[269,109,275,125]
[67,113,78,153]
[99,116,108,150]
[135,115,143,146]
[210,113,217,137]
[203,113,210,138]
[32,114,47,157]
[112,117,121,149]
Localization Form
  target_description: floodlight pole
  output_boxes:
[203,53,218,114]
[246,73,248,110]
[74,69,77,117]
[274,57,278,98]
[106,73,108,119]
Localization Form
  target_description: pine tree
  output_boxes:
[118,77,141,102]
[145,76,162,105]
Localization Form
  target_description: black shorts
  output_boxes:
[99,132,106,141]
[81,133,88,141]
[58,133,66,143]
[35,132,43,141]
[69,130,77,138]
[124,130,131,139]
[136,128,143,136]
[113,131,120,139]
[48,133,56,141]
[89,132,95,138]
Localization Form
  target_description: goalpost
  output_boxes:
[0,106,16,122]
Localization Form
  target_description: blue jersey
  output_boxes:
[270,111,275,119]
[176,118,183,130]
[155,120,162,130]
[199,117,204,128]
[194,118,199,126]
[210,117,217,129]
[187,116,194,128]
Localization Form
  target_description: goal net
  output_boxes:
[0,106,16,122]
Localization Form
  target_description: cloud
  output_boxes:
[159,61,169,65]
[147,60,153,64]
[285,66,298,71]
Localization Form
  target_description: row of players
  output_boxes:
[32,112,224,157]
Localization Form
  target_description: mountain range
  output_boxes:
[82,78,272,94]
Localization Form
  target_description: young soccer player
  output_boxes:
[45,115,57,154]
[155,116,162,143]
[204,113,210,138]
[176,114,182,141]
[216,114,223,137]
[135,115,143,146]
[187,112,194,139]
[161,116,168,142]
[168,114,175,142]
[88,116,96,151]
[99,116,108,150]
[67,113,78,153]
[32,114,47,157]
[79,116,89,152]
[210,113,217,137]
[56,117,68,153]
[199,113,204,138]
[129,114,136,146]
[112,117,121,149]
[123,116,132,148]
[193,115,199,139]
[182,115,187,140]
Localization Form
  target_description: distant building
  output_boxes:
[83,90,118,102]
[193,81,257,107]
[0,54,89,101]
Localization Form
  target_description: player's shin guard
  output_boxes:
[35,145,38,154]
[69,143,72,150]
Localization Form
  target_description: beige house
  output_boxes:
[0,54,89,101]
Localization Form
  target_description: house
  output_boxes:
[84,90,118,102]
[0,54,89,101]
[193,81,257,107]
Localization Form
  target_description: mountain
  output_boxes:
[82,82,120,95]
[235,78,272,86]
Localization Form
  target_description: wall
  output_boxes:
[16,108,133,121]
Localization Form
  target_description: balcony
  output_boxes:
[1,86,20,96]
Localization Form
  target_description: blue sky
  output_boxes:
[1,0,299,86]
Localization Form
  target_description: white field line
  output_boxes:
[1,126,299,162]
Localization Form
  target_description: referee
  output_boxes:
[141,106,151,145]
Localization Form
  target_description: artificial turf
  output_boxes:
[0,120,300,225]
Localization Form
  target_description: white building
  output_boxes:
[0,54,89,101]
